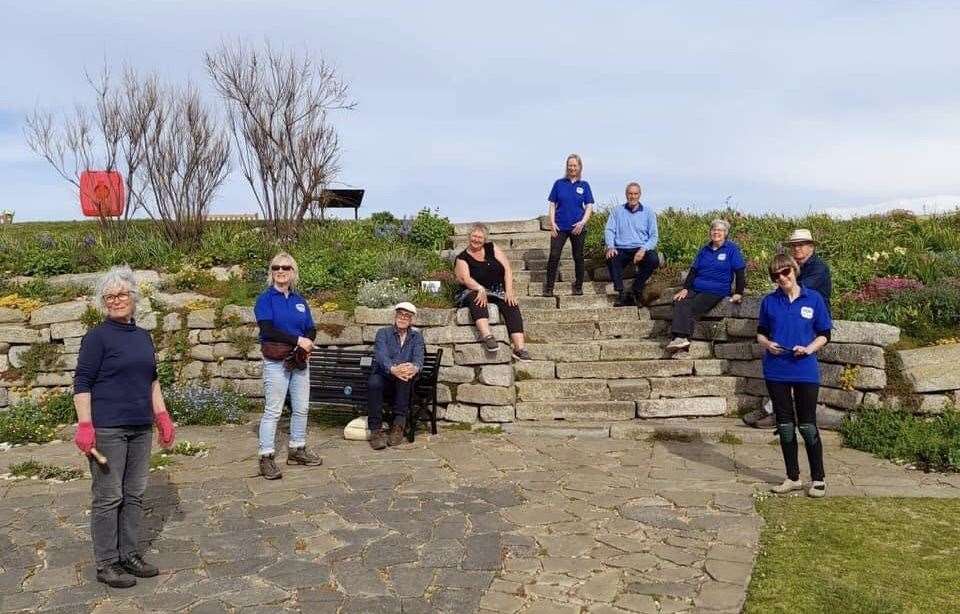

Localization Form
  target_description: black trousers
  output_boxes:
[464,292,524,334]
[766,381,825,481]
[671,291,724,338]
[367,371,412,432]
[607,248,660,296]
[545,230,585,289]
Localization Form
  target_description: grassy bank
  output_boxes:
[746,497,960,613]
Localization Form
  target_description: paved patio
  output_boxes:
[2,423,958,613]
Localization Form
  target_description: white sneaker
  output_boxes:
[666,337,690,350]
[770,479,804,494]
[807,481,826,498]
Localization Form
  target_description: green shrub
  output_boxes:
[835,281,960,344]
[164,383,251,425]
[80,305,104,331]
[17,343,64,383]
[840,406,960,472]
[355,278,411,308]
[378,251,427,282]
[409,207,452,250]
[0,393,75,445]
[9,459,84,481]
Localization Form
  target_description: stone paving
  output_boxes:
[2,423,959,613]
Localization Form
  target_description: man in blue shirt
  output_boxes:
[604,182,660,306]
[368,302,425,450]
[544,154,594,296]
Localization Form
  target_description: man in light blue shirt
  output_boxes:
[604,182,660,306]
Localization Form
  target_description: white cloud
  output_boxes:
[821,195,960,218]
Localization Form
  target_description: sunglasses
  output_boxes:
[770,267,793,282]
[271,265,293,271]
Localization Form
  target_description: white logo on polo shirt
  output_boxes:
[576,186,584,195]
[296,303,306,313]
[801,306,814,319]
[717,253,727,261]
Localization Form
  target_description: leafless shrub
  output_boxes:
[205,40,355,240]
[24,66,231,247]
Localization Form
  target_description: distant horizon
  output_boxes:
[3,2,960,223]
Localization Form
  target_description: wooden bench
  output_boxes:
[308,347,442,442]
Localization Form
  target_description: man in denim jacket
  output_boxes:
[368,302,425,449]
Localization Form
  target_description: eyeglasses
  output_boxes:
[396,311,414,319]
[770,268,793,282]
[271,265,293,271]
[102,292,130,304]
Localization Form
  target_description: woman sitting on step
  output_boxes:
[454,223,531,360]
[666,218,745,358]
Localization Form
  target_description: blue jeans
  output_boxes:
[89,425,152,567]
[258,359,310,455]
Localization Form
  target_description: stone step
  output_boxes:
[522,306,643,324]
[648,376,739,398]
[516,379,610,401]
[528,282,611,297]
[518,296,558,310]
[557,294,618,309]
[556,360,695,379]
[598,339,712,361]
[636,397,728,418]
[524,320,659,343]
[452,219,542,235]
[516,401,636,421]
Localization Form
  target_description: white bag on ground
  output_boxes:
[343,417,371,441]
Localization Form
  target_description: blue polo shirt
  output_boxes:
[604,203,659,250]
[690,241,746,296]
[758,285,832,384]
[548,178,594,231]
[254,286,315,342]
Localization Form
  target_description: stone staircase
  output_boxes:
[446,219,743,435]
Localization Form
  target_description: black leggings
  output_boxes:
[671,291,724,338]
[464,292,524,335]
[765,381,825,481]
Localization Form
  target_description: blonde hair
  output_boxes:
[469,223,489,239]
[565,153,583,180]
[267,252,299,289]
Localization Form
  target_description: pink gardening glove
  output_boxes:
[74,422,95,454]
[154,411,176,448]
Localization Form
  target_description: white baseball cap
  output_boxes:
[394,301,418,315]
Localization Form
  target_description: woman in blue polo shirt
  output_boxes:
[544,153,594,296]
[254,252,321,480]
[758,254,832,498]
[667,219,745,356]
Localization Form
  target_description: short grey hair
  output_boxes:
[710,219,730,233]
[94,265,140,312]
[469,223,489,239]
[625,182,641,194]
[267,252,299,289]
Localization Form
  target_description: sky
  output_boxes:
[2,1,960,222]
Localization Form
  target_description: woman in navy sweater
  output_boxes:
[73,266,175,588]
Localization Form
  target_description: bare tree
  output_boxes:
[205,40,355,240]
[25,66,231,247]
[24,67,152,236]
[141,84,231,247]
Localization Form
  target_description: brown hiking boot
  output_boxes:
[258,454,282,480]
[369,430,387,450]
[387,423,405,447]
[287,446,323,466]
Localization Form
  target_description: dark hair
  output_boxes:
[768,254,799,280]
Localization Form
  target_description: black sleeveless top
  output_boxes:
[456,242,506,290]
